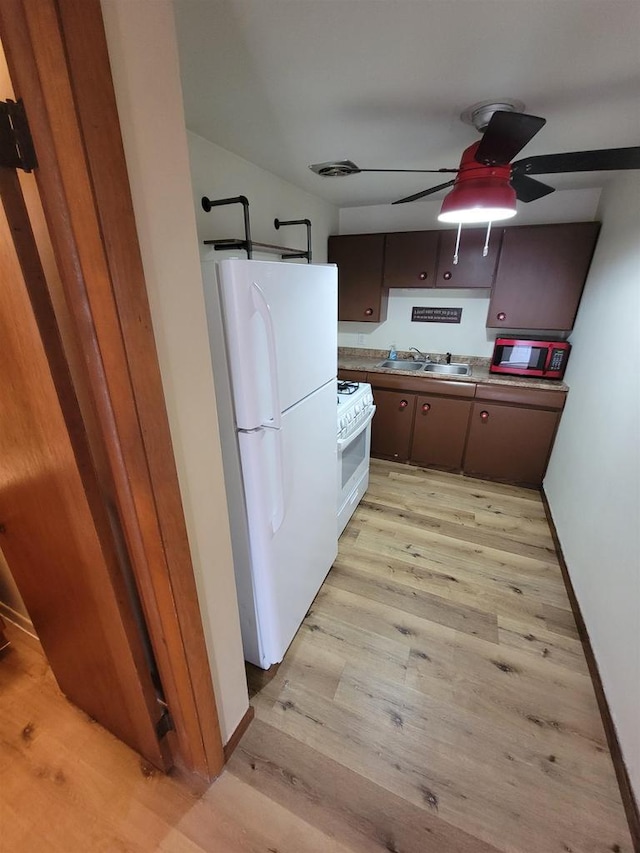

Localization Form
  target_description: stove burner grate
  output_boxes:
[337,380,359,395]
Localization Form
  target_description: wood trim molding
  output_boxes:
[223,706,255,763]
[0,0,224,780]
[0,602,36,640]
[541,489,640,851]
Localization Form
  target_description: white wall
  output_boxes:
[100,0,249,744]
[340,288,496,358]
[188,133,339,263]
[338,189,600,355]
[544,173,640,804]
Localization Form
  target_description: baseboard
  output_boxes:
[223,705,255,763]
[0,601,36,638]
[541,488,640,852]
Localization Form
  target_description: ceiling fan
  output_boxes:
[309,100,640,222]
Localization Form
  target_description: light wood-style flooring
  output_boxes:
[0,460,633,852]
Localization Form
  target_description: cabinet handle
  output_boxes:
[364,307,373,316]
[443,271,452,281]
[421,403,431,413]
[418,272,428,280]
[496,312,506,321]
[480,410,490,422]
[399,399,409,410]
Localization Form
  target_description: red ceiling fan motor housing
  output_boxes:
[438,141,516,222]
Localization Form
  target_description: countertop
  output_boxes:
[338,348,569,392]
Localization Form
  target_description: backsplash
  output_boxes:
[339,346,491,367]
[338,289,497,357]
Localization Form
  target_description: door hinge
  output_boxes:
[155,706,174,740]
[0,99,37,172]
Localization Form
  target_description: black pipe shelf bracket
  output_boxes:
[201,195,312,262]
[274,217,312,263]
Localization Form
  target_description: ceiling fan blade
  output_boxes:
[309,160,458,177]
[475,111,546,166]
[392,180,456,205]
[510,173,556,202]
[512,146,640,175]
[359,168,458,174]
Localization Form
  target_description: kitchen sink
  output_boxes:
[377,359,426,371]
[376,359,472,376]
[422,363,471,375]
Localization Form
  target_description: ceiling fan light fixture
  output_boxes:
[437,140,517,224]
[437,179,517,224]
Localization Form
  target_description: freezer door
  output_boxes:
[237,380,337,668]
[217,259,337,430]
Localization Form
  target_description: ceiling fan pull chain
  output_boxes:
[483,221,492,257]
[453,222,462,265]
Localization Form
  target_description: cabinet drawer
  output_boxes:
[476,383,567,410]
[338,369,368,383]
[371,373,476,397]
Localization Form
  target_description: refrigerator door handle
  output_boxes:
[269,427,286,535]
[250,281,281,428]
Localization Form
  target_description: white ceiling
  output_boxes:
[173,0,640,209]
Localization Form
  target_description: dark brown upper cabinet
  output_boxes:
[329,234,387,322]
[436,226,504,289]
[487,222,600,331]
[383,230,440,288]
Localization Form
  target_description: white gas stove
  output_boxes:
[336,380,376,536]
[337,380,375,440]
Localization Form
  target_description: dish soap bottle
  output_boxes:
[388,344,397,360]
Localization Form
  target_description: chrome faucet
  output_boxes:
[409,347,428,362]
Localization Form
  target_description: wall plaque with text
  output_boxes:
[411,306,462,324]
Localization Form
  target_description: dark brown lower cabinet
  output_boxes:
[365,372,566,487]
[370,389,416,461]
[463,402,560,486]
[411,395,472,470]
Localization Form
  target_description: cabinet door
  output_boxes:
[329,234,387,322]
[383,230,439,288]
[370,389,416,461]
[463,403,560,486]
[487,222,600,330]
[436,227,503,289]
[411,396,472,470]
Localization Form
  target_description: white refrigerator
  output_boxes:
[202,258,338,669]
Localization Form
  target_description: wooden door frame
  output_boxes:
[0,0,224,781]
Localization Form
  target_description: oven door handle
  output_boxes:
[337,406,376,454]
